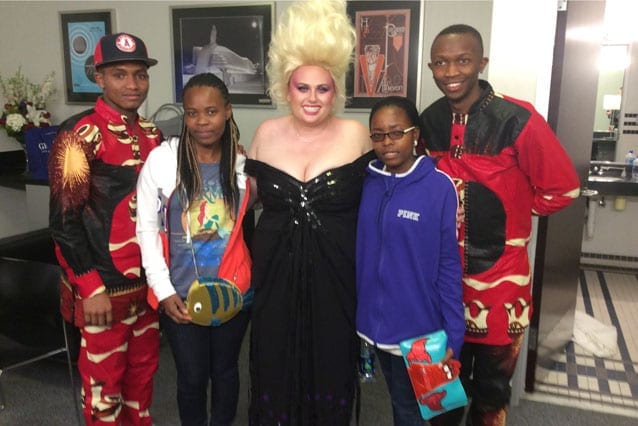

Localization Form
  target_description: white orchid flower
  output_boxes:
[25,104,48,127]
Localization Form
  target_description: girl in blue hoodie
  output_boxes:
[356,96,465,425]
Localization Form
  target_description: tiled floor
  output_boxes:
[532,268,638,417]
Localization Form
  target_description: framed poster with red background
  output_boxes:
[346,1,420,109]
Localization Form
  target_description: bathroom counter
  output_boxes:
[587,176,638,196]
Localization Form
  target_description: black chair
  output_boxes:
[0,230,81,424]
[0,228,57,264]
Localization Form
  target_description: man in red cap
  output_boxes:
[49,32,161,426]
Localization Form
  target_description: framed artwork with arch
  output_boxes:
[171,3,274,107]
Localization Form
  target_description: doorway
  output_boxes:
[524,0,600,390]
[525,0,638,416]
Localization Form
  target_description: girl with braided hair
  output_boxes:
[137,72,252,425]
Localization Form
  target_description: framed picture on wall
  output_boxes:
[171,3,274,107]
[345,1,421,109]
[60,11,113,104]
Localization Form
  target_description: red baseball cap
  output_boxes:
[93,32,158,69]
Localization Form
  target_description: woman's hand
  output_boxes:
[160,294,192,324]
[439,347,454,365]
[439,348,460,381]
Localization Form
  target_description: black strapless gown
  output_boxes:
[246,151,374,425]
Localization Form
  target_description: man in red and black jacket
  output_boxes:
[49,32,161,426]
[419,24,580,426]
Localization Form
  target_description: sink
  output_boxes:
[586,174,638,196]
[589,161,630,179]
[587,162,637,196]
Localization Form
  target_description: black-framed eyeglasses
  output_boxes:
[370,126,416,143]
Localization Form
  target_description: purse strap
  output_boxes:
[183,207,203,280]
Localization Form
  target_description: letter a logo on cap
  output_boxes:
[115,34,136,53]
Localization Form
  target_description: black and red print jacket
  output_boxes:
[419,80,580,345]
[49,98,161,302]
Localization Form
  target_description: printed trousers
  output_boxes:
[451,334,524,426]
[78,308,160,425]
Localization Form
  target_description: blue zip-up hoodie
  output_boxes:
[356,155,465,357]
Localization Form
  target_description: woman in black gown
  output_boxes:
[246,1,374,424]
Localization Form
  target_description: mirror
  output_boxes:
[591,44,628,161]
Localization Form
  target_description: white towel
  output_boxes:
[572,310,619,358]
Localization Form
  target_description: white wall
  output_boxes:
[489,0,556,115]
[0,0,496,153]
[582,196,638,258]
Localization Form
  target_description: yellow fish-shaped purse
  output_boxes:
[186,277,244,326]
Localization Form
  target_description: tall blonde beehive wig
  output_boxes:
[266,0,355,112]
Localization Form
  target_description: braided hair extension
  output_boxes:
[176,72,240,218]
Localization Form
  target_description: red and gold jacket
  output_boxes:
[419,80,580,345]
[48,98,161,324]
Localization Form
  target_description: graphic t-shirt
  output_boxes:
[168,162,234,298]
